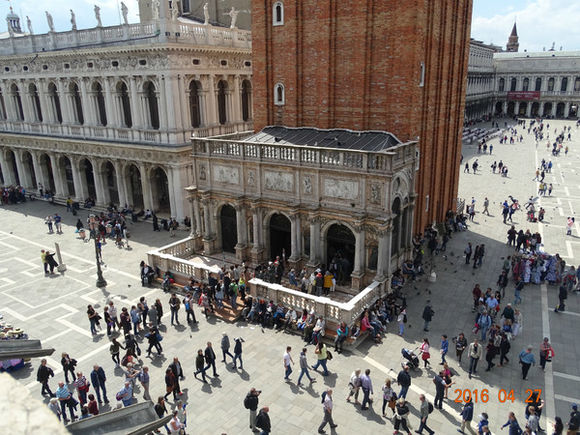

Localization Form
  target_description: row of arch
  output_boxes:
[0,148,171,213]
[0,78,252,130]
[495,101,578,118]
[499,76,580,93]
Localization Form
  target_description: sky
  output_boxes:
[1,0,579,52]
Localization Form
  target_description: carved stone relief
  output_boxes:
[264,170,293,192]
[323,178,358,200]
[302,176,312,194]
[369,183,381,204]
[212,164,239,185]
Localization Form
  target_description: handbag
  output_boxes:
[326,350,333,361]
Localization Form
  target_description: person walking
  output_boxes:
[204,342,219,378]
[163,368,178,401]
[555,285,568,313]
[56,381,77,423]
[397,365,412,399]
[397,309,406,336]
[360,369,374,410]
[297,347,316,386]
[465,243,473,264]
[193,349,208,383]
[440,335,449,364]
[312,342,330,376]
[244,388,261,433]
[420,338,431,368]
[454,333,468,363]
[422,302,435,332]
[381,378,396,417]
[433,370,446,410]
[539,337,554,371]
[220,332,235,363]
[458,398,476,434]
[255,406,271,435]
[498,333,511,367]
[61,353,77,384]
[519,345,536,380]
[146,326,163,356]
[318,389,338,434]
[467,339,482,379]
[500,411,523,434]
[183,292,198,324]
[37,358,55,397]
[483,197,490,215]
[283,346,294,381]
[416,394,435,435]
[233,337,245,370]
[168,357,184,396]
[90,365,109,404]
[393,398,412,434]
[513,277,524,305]
[138,366,151,401]
[484,339,498,371]
[73,371,90,405]
[347,369,362,404]
[169,293,181,326]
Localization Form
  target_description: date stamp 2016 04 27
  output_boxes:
[453,388,542,404]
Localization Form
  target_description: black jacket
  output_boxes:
[195,354,205,370]
[90,367,106,386]
[169,361,183,378]
[61,356,77,371]
[256,409,271,431]
[205,346,216,363]
[397,370,411,387]
[422,306,434,321]
[37,365,54,383]
[245,393,259,411]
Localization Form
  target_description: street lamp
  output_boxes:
[89,214,107,288]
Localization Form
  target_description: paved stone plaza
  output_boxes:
[0,120,579,434]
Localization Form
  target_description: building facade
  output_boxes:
[464,39,500,122]
[251,0,473,231]
[0,1,253,219]
[187,126,417,292]
[492,51,580,119]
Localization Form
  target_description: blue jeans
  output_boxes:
[399,385,409,399]
[89,318,98,334]
[423,320,431,330]
[284,365,292,379]
[399,323,404,335]
[441,351,447,364]
[480,327,489,342]
[312,358,328,376]
[233,353,243,369]
[297,367,313,384]
[171,309,179,324]
[514,290,522,305]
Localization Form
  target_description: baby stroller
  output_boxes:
[401,348,420,370]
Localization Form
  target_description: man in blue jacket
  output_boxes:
[90,364,109,404]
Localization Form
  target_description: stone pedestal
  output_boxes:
[350,272,365,293]
[250,247,264,265]
[203,236,218,254]
[235,243,247,262]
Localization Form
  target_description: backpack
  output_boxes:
[243,395,251,409]
[403,313,407,323]
[321,391,327,403]
[428,402,434,414]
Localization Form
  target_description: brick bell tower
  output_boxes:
[506,22,519,52]
[252,0,473,231]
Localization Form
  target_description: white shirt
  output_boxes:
[323,394,333,412]
[283,352,292,367]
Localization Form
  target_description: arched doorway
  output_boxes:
[189,80,201,128]
[144,81,159,130]
[269,213,291,260]
[507,102,515,116]
[326,224,355,285]
[220,204,237,253]
[543,102,552,117]
[217,80,228,125]
[531,102,540,117]
[241,80,251,121]
[22,152,36,189]
[39,154,55,193]
[59,156,75,197]
[104,161,119,205]
[570,103,578,118]
[495,101,503,114]
[518,102,527,116]
[80,158,96,200]
[150,167,170,214]
[126,164,144,209]
[556,102,565,118]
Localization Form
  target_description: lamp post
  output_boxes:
[89,214,107,288]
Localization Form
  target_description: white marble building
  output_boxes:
[0,1,252,219]
[464,39,500,122]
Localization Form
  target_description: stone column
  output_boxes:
[188,199,196,236]
[139,163,153,211]
[205,78,217,126]
[351,225,366,291]
[71,157,87,201]
[164,75,180,131]
[129,77,142,128]
[158,77,168,130]
[308,215,321,266]
[551,102,557,117]
[526,103,532,118]
[514,101,520,116]
[0,150,14,186]
[235,203,248,260]
[13,149,32,189]
[92,160,108,206]
[502,101,507,114]
[19,82,35,122]
[58,80,74,124]
[193,196,202,237]
[49,153,65,197]
[202,198,216,253]
[37,80,52,124]
[540,102,545,117]
[166,166,179,218]
[564,102,570,118]
[113,161,128,207]
[103,78,116,128]
[375,224,393,281]
[233,75,241,123]
[250,206,264,263]
[79,79,92,125]
[30,151,45,193]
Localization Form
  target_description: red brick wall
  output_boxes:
[252,0,473,230]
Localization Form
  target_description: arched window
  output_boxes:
[10,84,24,121]
[273,2,284,26]
[70,82,84,125]
[274,83,285,105]
[92,82,107,126]
[575,77,580,92]
[29,83,43,122]
[548,77,555,91]
[241,80,251,121]
[510,77,517,91]
[144,81,160,130]
[522,77,529,91]
[535,77,542,91]
[498,78,505,92]
[217,80,227,125]
[561,77,568,92]
[117,82,132,128]
[189,80,201,128]
[48,83,63,124]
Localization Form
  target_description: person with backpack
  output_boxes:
[416,394,435,435]
[255,406,271,435]
[317,389,338,434]
[243,388,261,433]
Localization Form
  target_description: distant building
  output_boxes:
[506,23,519,53]
[0,1,253,219]
[464,39,501,122]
